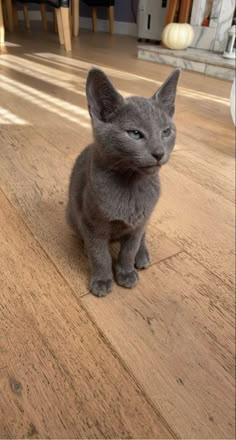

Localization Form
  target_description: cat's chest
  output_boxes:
[99,175,160,227]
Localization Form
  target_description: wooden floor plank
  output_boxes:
[0,189,174,439]
[176,105,235,159]
[82,252,235,439]
[170,150,234,203]
[152,165,235,287]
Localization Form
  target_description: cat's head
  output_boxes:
[86,67,180,175]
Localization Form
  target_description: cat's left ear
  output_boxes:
[153,68,181,117]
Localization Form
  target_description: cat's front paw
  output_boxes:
[135,248,151,270]
[90,278,113,297]
[116,268,139,289]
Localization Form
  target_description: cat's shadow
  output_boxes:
[34,197,89,276]
[35,197,120,283]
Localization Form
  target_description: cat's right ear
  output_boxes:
[86,68,124,122]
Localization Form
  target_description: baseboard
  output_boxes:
[18,11,137,37]
[18,10,51,22]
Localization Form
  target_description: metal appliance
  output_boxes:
[137,0,169,42]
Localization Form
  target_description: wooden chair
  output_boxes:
[82,0,114,33]
[3,0,72,50]
[19,0,79,37]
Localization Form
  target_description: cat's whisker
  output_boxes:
[111,158,132,175]
[111,158,126,170]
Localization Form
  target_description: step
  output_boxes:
[137,44,235,81]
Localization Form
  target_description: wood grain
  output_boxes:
[171,149,234,203]
[82,252,235,439]
[0,189,173,439]
[152,165,235,287]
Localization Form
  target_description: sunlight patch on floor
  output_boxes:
[179,88,229,106]
[1,41,21,47]
[0,107,29,125]
[33,52,230,105]
[0,75,90,127]
[0,55,86,95]
[33,52,152,83]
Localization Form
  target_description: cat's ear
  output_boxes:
[153,68,181,117]
[86,68,124,122]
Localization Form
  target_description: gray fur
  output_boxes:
[66,67,180,296]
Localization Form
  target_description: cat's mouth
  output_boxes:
[140,164,161,175]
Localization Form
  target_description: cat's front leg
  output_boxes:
[83,232,113,297]
[135,232,151,270]
[116,228,144,289]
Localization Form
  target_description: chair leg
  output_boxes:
[108,5,114,34]
[72,0,79,37]
[2,0,8,27]
[12,2,19,27]
[69,0,72,32]
[40,3,48,31]
[53,9,58,33]
[6,0,14,31]
[22,3,30,30]
[56,8,64,44]
[0,0,5,45]
[92,6,96,32]
[58,7,72,51]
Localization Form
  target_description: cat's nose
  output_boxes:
[152,152,164,162]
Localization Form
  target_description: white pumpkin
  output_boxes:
[162,23,194,50]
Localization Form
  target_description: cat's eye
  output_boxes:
[127,130,144,140]
[162,127,171,137]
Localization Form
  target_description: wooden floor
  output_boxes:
[0,29,235,439]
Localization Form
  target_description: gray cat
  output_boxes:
[67,67,180,297]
